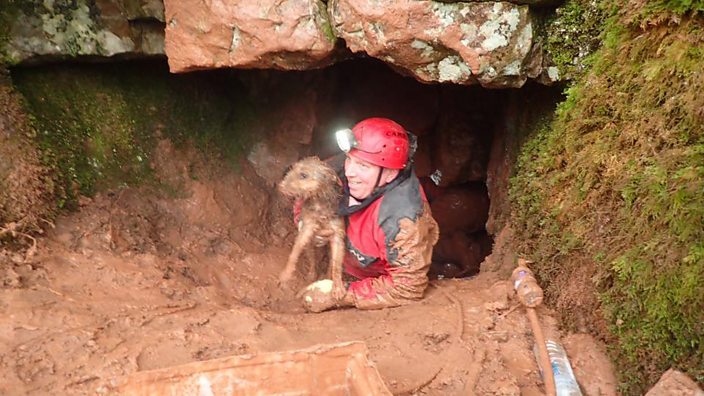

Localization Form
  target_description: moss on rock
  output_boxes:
[511,2,704,392]
[539,0,611,81]
[11,60,258,210]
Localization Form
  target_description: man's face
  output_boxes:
[344,154,382,200]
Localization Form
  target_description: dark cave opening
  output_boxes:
[9,56,564,280]
[308,57,509,279]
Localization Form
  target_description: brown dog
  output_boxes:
[278,157,346,300]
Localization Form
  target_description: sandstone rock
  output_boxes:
[163,0,336,73]
[479,0,563,5]
[431,230,492,278]
[246,87,318,186]
[414,135,434,178]
[485,108,511,235]
[645,369,704,396]
[419,176,443,204]
[331,59,440,136]
[430,183,490,234]
[432,105,491,186]
[479,225,515,275]
[120,0,165,21]
[1,1,165,64]
[329,0,534,87]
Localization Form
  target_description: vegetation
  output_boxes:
[542,0,610,80]
[2,0,703,392]
[511,0,704,392]
[0,71,55,232]
[11,61,258,211]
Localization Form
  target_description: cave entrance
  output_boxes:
[292,57,531,279]
[312,59,496,279]
[8,56,562,292]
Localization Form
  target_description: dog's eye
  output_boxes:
[299,172,308,179]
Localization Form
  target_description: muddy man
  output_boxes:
[299,117,439,312]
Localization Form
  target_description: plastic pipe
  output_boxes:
[527,307,556,396]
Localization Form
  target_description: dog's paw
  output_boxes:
[332,281,346,301]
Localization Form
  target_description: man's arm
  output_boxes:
[345,203,439,309]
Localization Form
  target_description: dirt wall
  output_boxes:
[0,71,54,232]
[510,1,704,392]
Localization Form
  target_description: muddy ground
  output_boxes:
[0,140,618,395]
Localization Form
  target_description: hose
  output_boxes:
[527,307,556,396]
[512,262,556,396]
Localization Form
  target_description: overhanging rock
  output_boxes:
[2,0,559,86]
[163,0,337,73]
[329,0,535,88]
[1,1,165,64]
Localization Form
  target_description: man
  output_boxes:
[301,117,439,312]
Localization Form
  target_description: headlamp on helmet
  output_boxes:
[336,118,410,170]
[335,128,357,153]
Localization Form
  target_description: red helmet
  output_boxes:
[347,118,409,170]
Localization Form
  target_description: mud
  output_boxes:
[0,140,617,395]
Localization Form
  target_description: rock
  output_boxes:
[119,0,165,21]
[2,1,165,64]
[480,226,516,276]
[245,86,318,186]
[414,135,434,179]
[329,0,534,87]
[430,183,490,234]
[332,60,440,136]
[163,0,336,73]
[247,142,303,187]
[499,0,562,4]
[420,176,445,205]
[561,334,618,396]
[645,369,703,396]
[431,107,491,186]
[430,230,492,278]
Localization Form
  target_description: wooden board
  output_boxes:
[115,341,391,395]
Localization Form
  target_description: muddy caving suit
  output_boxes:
[339,169,439,310]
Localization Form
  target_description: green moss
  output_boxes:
[629,0,704,26]
[511,4,704,392]
[540,0,612,80]
[0,0,29,64]
[316,0,336,43]
[12,61,258,209]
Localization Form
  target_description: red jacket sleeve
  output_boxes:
[346,202,439,309]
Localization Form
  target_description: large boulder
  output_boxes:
[329,0,535,87]
[1,1,165,64]
[163,0,336,73]
[2,0,562,87]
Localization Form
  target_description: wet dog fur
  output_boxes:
[278,157,346,299]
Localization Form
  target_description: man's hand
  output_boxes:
[300,279,352,312]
